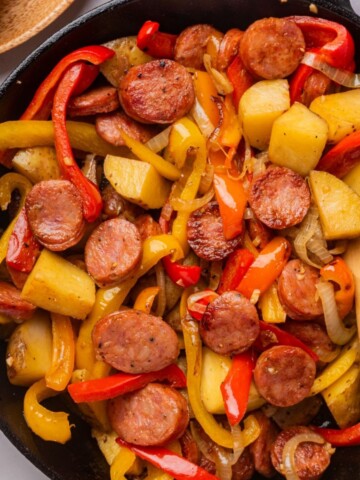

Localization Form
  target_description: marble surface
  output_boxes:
[0,3,109,480]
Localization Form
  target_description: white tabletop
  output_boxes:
[0,2,109,478]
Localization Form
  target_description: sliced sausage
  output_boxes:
[180,429,201,465]
[301,71,334,107]
[174,24,223,70]
[232,448,255,480]
[108,382,189,446]
[254,345,316,407]
[95,111,157,146]
[85,217,142,287]
[249,411,280,478]
[0,281,36,321]
[6,266,29,290]
[282,321,337,362]
[200,291,259,355]
[239,17,305,79]
[187,201,242,261]
[92,309,179,373]
[278,259,323,321]
[217,28,244,71]
[248,166,311,230]
[67,86,120,117]
[133,214,162,241]
[119,59,195,124]
[271,426,332,480]
[25,179,85,251]
[101,183,140,220]
[247,217,273,249]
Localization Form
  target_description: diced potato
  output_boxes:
[258,283,286,323]
[101,36,152,86]
[104,155,171,209]
[343,163,360,196]
[343,237,360,335]
[239,79,290,150]
[12,147,60,183]
[269,102,328,176]
[6,311,52,386]
[322,364,360,428]
[21,249,96,320]
[310,89,360,144]
[309,170,360,240]
[200,347,265,414]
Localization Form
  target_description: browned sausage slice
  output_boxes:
[278,259,323,321]
[25,179,85,251]
[85,217,142,287]
[249,411,279,478]
[95,111,157,146]
[200,291,259,355]
[92,309,179,373]
[216,28,244,71]
[67,86,120,117]
[108,382,189,446]
[187,201,242,261]
[174,24,223,70]
[301,71,334,107]
[271,426,333,479]
[248,166,311,230]
[254,345,316,407]
[119,59,195,124]
[240,17,305,79]
[0,281,36,321]
[133,214,162,241]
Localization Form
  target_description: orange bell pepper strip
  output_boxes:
[213,171,247,240]
[133,286,160,313]
[192,70,220,127]
[45,313,75,391]
[236,237,291,300]
[320,257,355,319]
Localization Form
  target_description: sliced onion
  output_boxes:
[190,97,215,138]
[170,187,215,213]
[316,280,356,345]
[301,52,360,88]
[203,53,234,96]
[145,126,171,153]
[82,154,98,185]
[208,261,223,291]
[244,207,254,220]
[282,432,325,480]
[307,237,333,265]
[187,290,218,316]
[294,207,322,269]
[328,240,348,255]
[155,262,166,317]
[230,424,244,466]
[199,164,215,195]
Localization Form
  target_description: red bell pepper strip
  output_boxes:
[218,249,255,294]
[187,290,219,321]
[67,364,186,403]
[52,62,103,223]
[311,422,360,447]
[226,54,254,109]
[213,172,247,241]
[288,16,355,103]
[220,350,255,426]
[136,20,177,58]
[6,207,41,272]
[255,322,319,363]
[116,440,220,480]
[162,255,201,288]
[316,130,360,178]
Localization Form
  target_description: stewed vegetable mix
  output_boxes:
[1,11,360,480]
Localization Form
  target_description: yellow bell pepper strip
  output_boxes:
[210,94,242,151]
[0,120,129,157]
[258,283,287,324]
[0,173,32,264]
[110,447,137,480]
[192,71,220,127]
[213,172,247,240]
[134,286,160,313]
[119,129,181,181]
[23,378,71,444]
[45,313,75,392]
[320,257,355,319]
[236,237,291,301]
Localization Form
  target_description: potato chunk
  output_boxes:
[12,147,60,183]
[6,311,52,386]
[309,170,360,240]
[21,249,96,319]
[239,79,290,150]
[310,89,360,144]
[104,155,171,209]
[269,102,328,176]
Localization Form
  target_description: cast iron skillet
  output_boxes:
[1,0,360,479]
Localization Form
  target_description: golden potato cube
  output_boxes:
[104,155,171,209]
[269,102,328,176]
[309,170,360,240]
[21,249,96,319]
[310,89,360,143]
[12,147,60,183]
[239,79,290,150]
[6,311,53,386]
